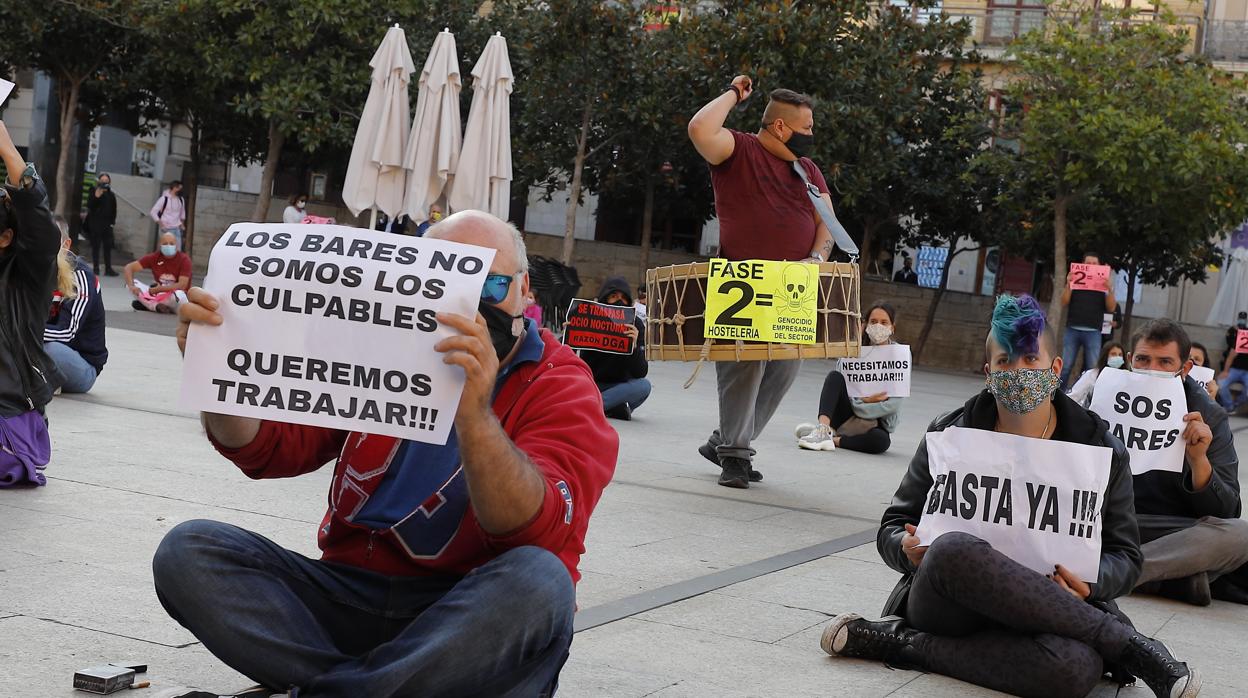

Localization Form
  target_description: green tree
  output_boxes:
[0,1,140,217]
[495,0,644,264]
[188,0,482,224]
[999,3,1248,333]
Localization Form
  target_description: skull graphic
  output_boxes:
[778,264,816,312]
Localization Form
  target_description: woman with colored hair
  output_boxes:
[0,120,64,487]
[794,300,903,453]
[821,294,1199,698]
[1066,341,1125,407]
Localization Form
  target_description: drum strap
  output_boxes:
[792,161,859,259]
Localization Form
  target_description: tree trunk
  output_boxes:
[916,246,973,362]
[561,100,593,266]
[638,173,656,283]
[860,220,878,274]
[53,78,84,219]
[184,122,201,257]
[1121,263,1138,346]
[1048,190,1071,336]
[250,120,284,223]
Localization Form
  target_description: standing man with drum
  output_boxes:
[688,76,837,489]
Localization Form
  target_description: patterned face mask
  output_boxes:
[986,366,1059,415]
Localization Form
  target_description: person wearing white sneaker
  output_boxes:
[796,301,902,454]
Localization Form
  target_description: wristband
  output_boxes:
[725,84,743,103]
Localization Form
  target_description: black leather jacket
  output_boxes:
[877,389,1142,617]
[0,176,64,415]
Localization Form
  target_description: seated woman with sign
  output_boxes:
[1188,342,1219,401]
[821,295,1200,698]
[1066,341,1125,408]
[580,276,650,421]
[795,301,902,453]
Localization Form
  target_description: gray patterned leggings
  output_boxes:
[906,532,1134,698]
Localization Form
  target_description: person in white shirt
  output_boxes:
[149,181,186,251]
[1065,340,1125,407]
[283,193,308,225]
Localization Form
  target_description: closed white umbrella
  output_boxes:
[342,25,415,223]
[1207,247,1248,327]
[449,33,514,219]
[401,29,462,222]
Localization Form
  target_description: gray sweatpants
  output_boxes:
[1136,515,1248,585]
[708,359,802,462]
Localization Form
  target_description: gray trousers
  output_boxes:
[707,359,802,461]
[1136,515,1248,585]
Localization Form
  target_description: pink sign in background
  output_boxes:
[1070,263,1111,292]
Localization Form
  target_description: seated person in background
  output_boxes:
[823,294,1198,698]
[154,211,618,696]
[1065,341,1124,408]
[634,285,648,322]
[415,204,443,236]
[282,193,308,224]
[44,218,107,394]
[579,276,650,421]
[124,231,192,313]
[1189,341,1218,401]
[523,290,544,326]
[1218,312,1248,412]
[795,301,902,453]
[1127,319,1248,606]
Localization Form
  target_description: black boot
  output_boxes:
[717,456,752,489]
[699,442,763,482]
[1117,632,1201,698]
[604,402,632,421]
[1210,576,1248,605]
[821,613,921,669]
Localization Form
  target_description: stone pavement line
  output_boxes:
[56,393,200,421]
[611,479,881,524]
[573,528,876,633]
[0,614,200,650]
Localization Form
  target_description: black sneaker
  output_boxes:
[699,442,763,482]
[105,268,119,277]
[604,402,632,421]
[717,456,751,489]
[131,299,147,311]
[1211,576,1248,605]
[1117,632,1201,698]
[821,613,920,668]
[1161,573,1212,607]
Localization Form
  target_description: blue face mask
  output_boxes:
[160,244,177,257]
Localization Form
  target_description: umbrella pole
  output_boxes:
[369,207,378,231]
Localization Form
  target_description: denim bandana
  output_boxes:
[986,367,1059,415]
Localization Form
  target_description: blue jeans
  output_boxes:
[1060,328,1102,389]
[1218,367,1248,411]
[599,378,651,412]
[43,342,98,393]
[152,520,574,697]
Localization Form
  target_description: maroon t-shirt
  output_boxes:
[709,130,830,261]
[139,251,193,287]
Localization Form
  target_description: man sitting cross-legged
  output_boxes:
[153,211,618,697]
[1127,319,1248,606]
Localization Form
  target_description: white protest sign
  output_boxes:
[0,78,14,107]
[916,427,1112,582]
[1089,368,1187,475]
[180,223,496,446]
[839,344,912,398]
[1188,365,1215,393]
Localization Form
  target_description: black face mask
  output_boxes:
[100,182,110,190]
[479,300,524,361]
[785,131,814,159]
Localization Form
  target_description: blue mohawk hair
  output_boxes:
[991,294,1047,358]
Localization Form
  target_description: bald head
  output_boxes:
[427,210,530,313]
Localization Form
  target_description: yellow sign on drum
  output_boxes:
[704,258,820,345]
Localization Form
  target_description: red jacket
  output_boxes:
[211,329,618,584]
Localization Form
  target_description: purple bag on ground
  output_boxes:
[0,410,51,487]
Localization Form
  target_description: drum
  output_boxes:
[646,261,862,362]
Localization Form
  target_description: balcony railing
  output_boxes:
[902,6,1203,53]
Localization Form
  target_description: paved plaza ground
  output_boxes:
[2,274,1246,697]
